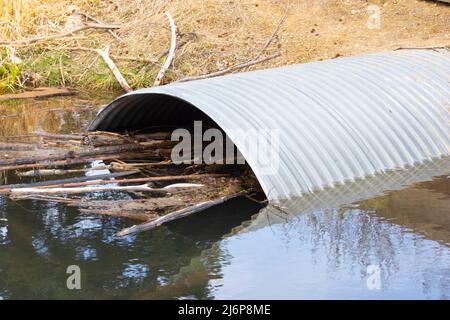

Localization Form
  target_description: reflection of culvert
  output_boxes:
[90,49,450,201]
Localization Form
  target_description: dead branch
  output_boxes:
[23,173,227,190]
[177,53,281,83]
[0,171,138,192]
[0,151,162,172]
[9,182,204,196]
[116,192,243,236]
[153,12,177,86]
[79,11,124,43]
[254,1,290,60]
[0,24,121,46]
[96,46,132,92]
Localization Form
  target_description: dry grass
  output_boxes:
[0,0,449,93]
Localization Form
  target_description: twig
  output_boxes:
[254,1,289,60]
[0,24,121,46]
[116,192,243,236]
[96,46,132,92]
[177,53,281,83]
[79,11,124,43]
[153,12,177,86]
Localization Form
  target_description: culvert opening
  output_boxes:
[89,93,268,227]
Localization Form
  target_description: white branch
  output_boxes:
[96,46,132,93]
[153,12,177,86]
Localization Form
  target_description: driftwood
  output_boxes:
[9,182,204,196]
[0,171,138,193]
[153,12,177,86]
[117,192,244,236]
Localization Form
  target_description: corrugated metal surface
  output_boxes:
[89,49,450,201]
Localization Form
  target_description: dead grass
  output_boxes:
[0,0,449,93]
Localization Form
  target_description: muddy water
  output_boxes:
[0,97,449,299]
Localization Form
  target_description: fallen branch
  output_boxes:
[24,173,227,190]
[80,11,124,43]
[0,151,162,172]
[254,1,289,60]
[0,24,121,46]
[153,12,177,86]
[16,166,112,177]
[177,53,281,83]
[96,46,132,92]
[116,192,243,236]
[9,182,204,196]
[0,171,138,192]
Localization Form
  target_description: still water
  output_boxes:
[0,97,449,299]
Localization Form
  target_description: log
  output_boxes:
[0,151,163,172]
[17,166,112,177]
[31,173,227,189]
[0,141,170,166]
[9,182,204,196]
[0,170,139,192]
[116,192,244,236]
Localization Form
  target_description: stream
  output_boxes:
[0,96,449,299]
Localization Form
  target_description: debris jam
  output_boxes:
[0,130,264,236]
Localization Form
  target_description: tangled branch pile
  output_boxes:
[0,130,262,236]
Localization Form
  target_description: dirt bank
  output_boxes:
[0,0,449,93]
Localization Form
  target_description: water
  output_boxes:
[0,96,449,299]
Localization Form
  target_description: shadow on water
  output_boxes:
[0,96,449,299]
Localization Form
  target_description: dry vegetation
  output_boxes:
[0,0,449,93]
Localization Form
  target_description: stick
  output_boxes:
[254,1,289,60]
[177,54,281,82]
[17,166,112,177]
[9,182,204,196]
[116,192,243,236]
[0,151,161,172]
[25,173,227,189]
[0,24,121,45]
[96,46,132,92]
[0,171,138,192]
[153,12,177,86]
[79,11,124,43]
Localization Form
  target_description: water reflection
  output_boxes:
[151,159,450,299]
[0,160,449,299]
[0,96,109,136]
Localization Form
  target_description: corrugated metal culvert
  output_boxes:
[89,49,450,201]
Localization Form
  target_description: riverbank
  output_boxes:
[0,0,449,94]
